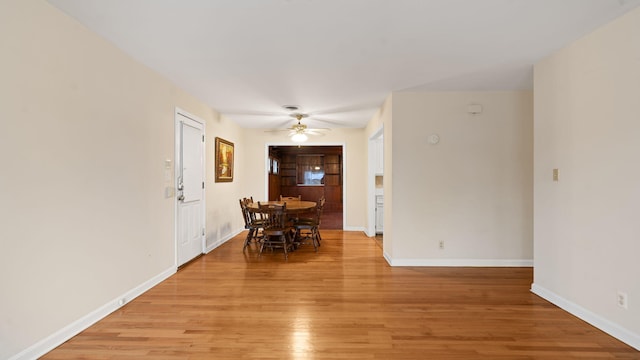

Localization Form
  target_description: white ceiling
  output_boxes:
[48,0,640,130]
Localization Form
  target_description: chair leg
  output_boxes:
[311,227,318,252]
[292,228,299,247]
[282,235,288,259]
[243,228,253,250]
[316,228,321,246]
[259,235,267,255]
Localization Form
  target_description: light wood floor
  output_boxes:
[43,230,639,359]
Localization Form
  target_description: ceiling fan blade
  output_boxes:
[304,130,326,136]
[273,119,293,128]
[308,101,382,116]
[264,128,293,133]
[227,104,379,130]
[307,116,343,126]
[220,109,284,117]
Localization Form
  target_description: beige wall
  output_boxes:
[387,91,533,265]
[533,7,640,345]
[203,112,245,250]
[0,1,243,358]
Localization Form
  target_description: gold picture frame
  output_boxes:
[215,137,234,182]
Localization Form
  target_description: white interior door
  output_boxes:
[176,111,205,267]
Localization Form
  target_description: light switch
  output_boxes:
[553,168,559,182]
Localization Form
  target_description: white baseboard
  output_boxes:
[205,228,243,253]
[531,283,640,351]
[343,226,365,232]
[10,266,176,360]
[388,258,533,267]
[383,251,393,266]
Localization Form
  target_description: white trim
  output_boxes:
[174,107,206,267]
[341,142,347,230]
[344,225,365,232]
[383,251,393,266]
[531,284,640,351]
[204,228,244,253]
[366,127,384,238]
[10,267,176,360]
[387,258,533,267]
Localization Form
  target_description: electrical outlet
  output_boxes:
[439,241,444,250]
[617,292,628,309]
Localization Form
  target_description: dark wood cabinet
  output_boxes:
[269,146,342,211]
[279,155,297,188]
[323,154,342,211]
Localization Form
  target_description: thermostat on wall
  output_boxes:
[428,134,440,145]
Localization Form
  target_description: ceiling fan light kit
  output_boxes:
[262,108,330,142]
[291,132,308,143]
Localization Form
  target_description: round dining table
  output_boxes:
[247,200,316,213]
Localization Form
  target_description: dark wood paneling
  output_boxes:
[325,154,340,164]
[271,146,342,210]
[279,154,296,189]
[324,175,340,186]
[271,146,342,156]
[268,174,280,201]
[324,185,342,211]
[296,186,324,202]
[325,163,340,174]
[323,152,341,210]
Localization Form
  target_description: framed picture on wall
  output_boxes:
[215,137,234,182]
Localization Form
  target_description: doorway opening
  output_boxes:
[268,145,343,229]
[367,126,383,241]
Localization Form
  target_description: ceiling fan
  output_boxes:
[221,102,380,131]
[265,113,330,142]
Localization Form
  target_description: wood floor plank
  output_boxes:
[42,230,639,359]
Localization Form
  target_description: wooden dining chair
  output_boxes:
[292,196,325,251]
[279,195,301,201]
[239,198,264,250]
[279,194,302,222]
[257,202,294,259]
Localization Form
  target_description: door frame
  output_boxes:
[263,142,347,229]
[367,126,383,237]
[174,107,206,268]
